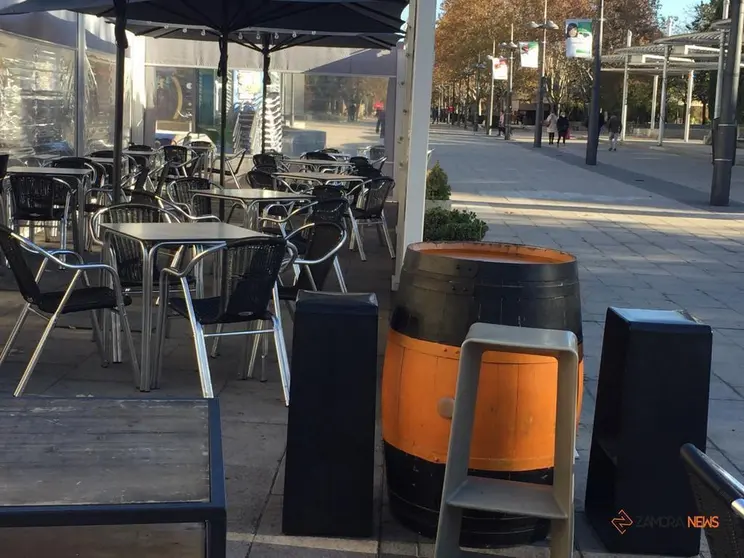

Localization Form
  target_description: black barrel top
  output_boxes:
[391,241,583,347]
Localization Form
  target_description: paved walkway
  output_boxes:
[431,125,744,506]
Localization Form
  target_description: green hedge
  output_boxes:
[423,207,488,242]
[426,161,451,201]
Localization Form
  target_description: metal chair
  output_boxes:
[163,145,199,177]
[302,151,337,161]
[0,225,139,396]
[165,176,221,218]
[7,174,73,251]
[346,177,396,261]
[153,236,291,402]
[681,443,744,558]
[210,148,246,186]
[253,153,278,169]
[247,168,275,190]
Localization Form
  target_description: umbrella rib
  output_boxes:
[344,3,404,32]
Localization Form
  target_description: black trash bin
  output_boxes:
[584,307,712,556]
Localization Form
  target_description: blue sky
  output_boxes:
[429,0,702,26]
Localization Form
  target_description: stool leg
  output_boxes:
[434,342,485,558]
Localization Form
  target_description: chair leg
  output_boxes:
[14,312,58,397]
[260,331,269,382]
[243,329,261,380]
[89,310,109,367]
[153,281,171,389]
[210,323,224,358]
[380,213,396,259]
[333,257,348,293]
[354,221,367,261]
[119,305,141,390]
[271,314,291,406]
[0,303,32,367]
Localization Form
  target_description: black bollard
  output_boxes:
[282,291,379,538]
[585,307,712,556]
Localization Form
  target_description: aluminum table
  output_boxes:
[191,188,312,228]
[101,222,269,391]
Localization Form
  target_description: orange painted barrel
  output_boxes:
[382,242,584,547]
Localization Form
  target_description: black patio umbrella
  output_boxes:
[0,0,407,200]
[125,23,402,152]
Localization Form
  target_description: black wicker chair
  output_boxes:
[253,153,278,168]
[302,151,337,161]
[681,443,744,558]
[153,236,291,402]
[163,145,199,177]
[247,168,275,190]
[321,148,341,154]
[7,174,74,251]
[346,176,396,261]
[165,177,221,218]
[0,225,138,395]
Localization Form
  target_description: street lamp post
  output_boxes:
[500,24,519,140]
[487,39,496,135]
[585,0,605,165]
[529,2,560,148]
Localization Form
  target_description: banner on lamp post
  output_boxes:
[565,19,593,58]
[492,57,508,80]
[519,41,539,68]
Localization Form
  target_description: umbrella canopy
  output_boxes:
[0,0,407,34]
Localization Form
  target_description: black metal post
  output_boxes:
[711,0,744,206]
[217,34,228,219]
[586,0,605,165]
[111,0,127,203]
[506,49,514,140]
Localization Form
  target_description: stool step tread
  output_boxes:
[445,476,568,519]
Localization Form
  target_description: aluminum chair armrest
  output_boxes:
[292,229,347,266]
[47,249,85,264]
[160,243,226,279]
[259,202,318,226]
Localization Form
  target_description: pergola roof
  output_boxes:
[654,31,722,46]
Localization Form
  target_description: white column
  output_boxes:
[394,44,410,263]
[393,0,437,289]
[650,75,659,132]
[620,30,632,141]
[684,70,694,142]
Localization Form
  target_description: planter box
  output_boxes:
[425,199,452,211]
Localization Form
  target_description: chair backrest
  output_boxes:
[312,185,344,201]
[128,144,154,152]
[50,157,107,188]
[190,140,213,150]
[372,155,388,171]
[153,161,172,196]
[307,198,349,227]
[0,153,9,180]
[163,145,190,164]
[356,177,395,217]
[91,203,181,286]
[349,156,370,167]
[253,153,277,168]
[321,148,341,154]
[167,177,215,216]
[369,145,386,161]
[303,151,336,161]
[247,169,274,190]
[681,443,744,558]
[354,165,383,180]
[89,149,114,158]
[289,222,345,291]
[8,174,72,219]
[217,236,288,319]
[0,224,41,305]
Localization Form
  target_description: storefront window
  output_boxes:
[85,50,131,153]
[0,31,76,156]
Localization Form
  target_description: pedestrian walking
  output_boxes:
[498,111,506,137]
[545,110,558,145]
[607,114,622,151]
[557,112,570,146]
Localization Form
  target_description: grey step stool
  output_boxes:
[434,323,580,558]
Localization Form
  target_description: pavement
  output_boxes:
[1,120,742,558]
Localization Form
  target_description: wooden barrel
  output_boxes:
[382,242,584,547]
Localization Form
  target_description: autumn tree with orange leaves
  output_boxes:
[434,0,662,119]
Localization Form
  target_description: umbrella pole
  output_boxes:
[112,0,128,203]
[218,34,228,218]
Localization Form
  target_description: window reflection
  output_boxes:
[0,31,76,157]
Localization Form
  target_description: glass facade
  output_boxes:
[0,26,132,158]
[0,31,76,156]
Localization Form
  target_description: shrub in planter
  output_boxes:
[423,207,489,242]
[426,161,451,201]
